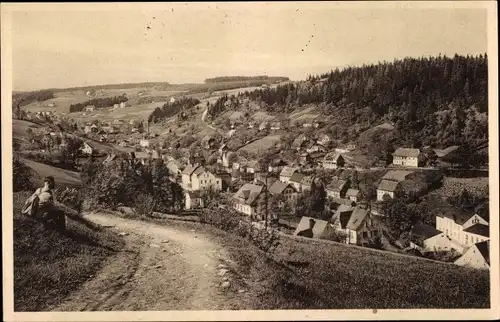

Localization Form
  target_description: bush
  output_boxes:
[54,187,83,214]
[134,193,157,216]
[13,155,33,192]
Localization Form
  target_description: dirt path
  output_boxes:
[52,212,245,311]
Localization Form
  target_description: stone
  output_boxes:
[117,232,128,236]
[218,269,229,276]
[238,289,245,293]
[220,281,230,289]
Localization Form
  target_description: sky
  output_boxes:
[11,3,488,91]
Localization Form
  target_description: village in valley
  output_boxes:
[13,70,490,271]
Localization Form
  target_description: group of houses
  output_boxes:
[408,209,490,269]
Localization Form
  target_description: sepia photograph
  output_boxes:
[1,1,498,321]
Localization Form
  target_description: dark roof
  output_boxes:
[327,179,347,192]
[301,176,314,186]
[329,197,355,206]
[377,180,400,192]
[289,172,305,184]
[463,223,489,238]
[474,241,490,265]
[411,223,442,239]
[293,216,330,239]
[437,209,474,225]
[233,183,264,206]
[331,205,354,229]
[269,180,295,195]
[393,148,420,158]
[324,152,343,162]
[382,170,414,182]
[346,189,360,197]
[346,207,369,231]
[192,166,205,176]
[186,191,202,199]
[182,165,198,176]
[280,166,297,178]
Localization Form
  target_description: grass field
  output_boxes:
[239,134,282,153]
[21,157,82,188]
[13,191,124,311]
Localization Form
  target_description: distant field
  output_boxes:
[289,106,319,121]
[251,111,275,122]
[239,134,281,153]
[21,157,81,188]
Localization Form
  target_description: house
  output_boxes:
[258,121,269,131]
[306,143,327,154]
[248,121,256,129]
[434,145,462,167]
[245,160,261,174]
[191,167,222,191]
[346,144,357,151]
[454,241,490,270]
[102,126,115,134]
[392,148,421,167]
[181,165,199,190]
[268,180,298,204]
[331,207,381,245]
[268,158,288,173]
[120,102,126,109]
[436,210,489,247]
[293,217,333,239]
[291,134,311,150]
[279,166,298,183]
[170,97,176,104]
[113,104,119,109]
[299,153,310,165]
[326,179,349,199]
[409,223,465,254]
[232,183,266,218]
[345,189,361,202]
[382,170,414,182]
[300,176,315,192]
[270,121,281,131]
[166,159,182,176]
[185,191,203,210]
[289,172,305,192]
[322,152,345,169]
[113,119,124,125]
[317,134,331,147]
[85,105,95,112]
[139,139,150,148]
[202,135,216,149]
[79,142,93,156]
[376,180,401,201]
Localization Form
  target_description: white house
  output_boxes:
[232,183,266,218]
[185,191,203,210]
[392,148,421,168]
[79,142,93,156]
[326,179,348,199]
[345,189,361,203]
[289,172,305,192]
[279,166,298,183]
[410,222,465,254]
[454,241,490,270]
[85,105,95,112]
[376,180,400,201]
[139,139,150,148]
[322,152,345,170]
[268,180,298,204]
[120,102,126,108]
[331,206,381,245]
[436,211,489,247]
[191,168,222,191]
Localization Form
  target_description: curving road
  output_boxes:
[51,212,248,311]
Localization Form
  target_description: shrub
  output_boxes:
[13,155,33,192]
[134,193,157,216]
[54,187,83,214]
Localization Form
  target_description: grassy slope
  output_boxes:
[13,192,124,311]
[21,157,82,188]
[106,213,490,309]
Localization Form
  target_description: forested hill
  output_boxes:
[235,54,488,156]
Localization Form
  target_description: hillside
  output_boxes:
[13,191,124,311]
[206,54,488,168]
[21,157,82,188]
